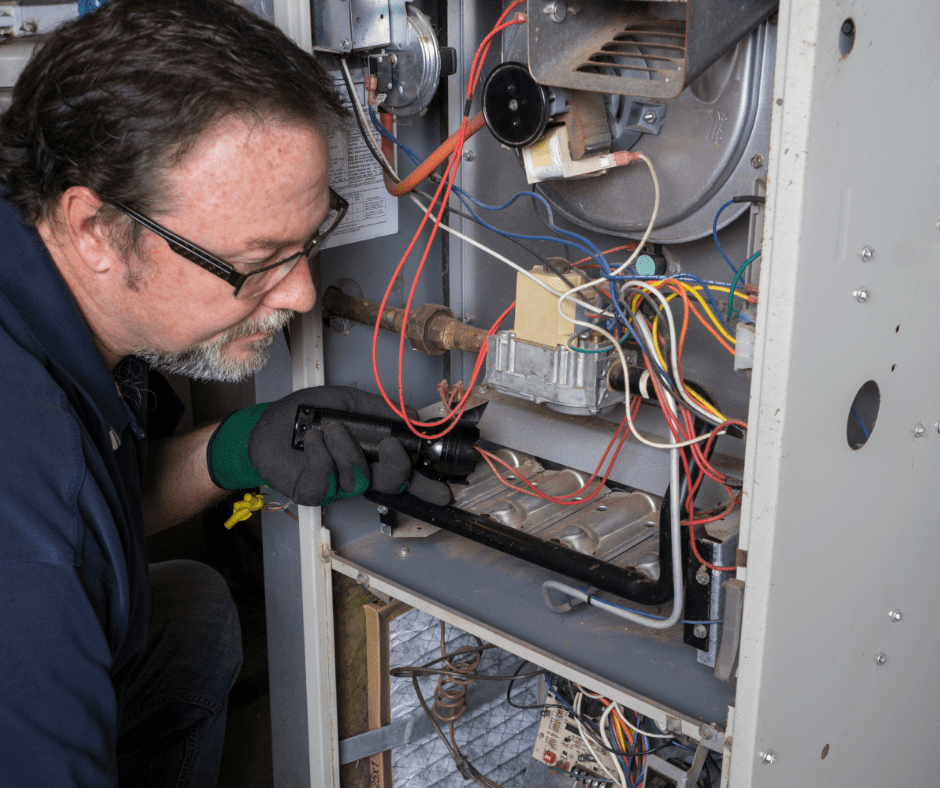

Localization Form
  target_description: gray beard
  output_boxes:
[134,309,294,383]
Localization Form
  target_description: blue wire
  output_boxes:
[712,200,738,273]
[850,408,870,439]
[368,108,676,373]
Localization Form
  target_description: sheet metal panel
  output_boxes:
[732,1,940,784]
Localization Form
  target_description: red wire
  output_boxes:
[477,397,639,505]
[371,2,526,439]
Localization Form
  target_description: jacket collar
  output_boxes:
[0,198,131,437]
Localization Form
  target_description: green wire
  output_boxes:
[727,250,762,322]
[567,328,630,354]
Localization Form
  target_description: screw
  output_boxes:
[750,154,764,168]
[320,545,333,563]
[398,546,411,557]
[888,609,903,622]
[340,38,351,51]
[543,1,566,22]
[858,245,875,262]
[874,652,887,665]
[665,717,682,734]
[463,313,475,324]
[643,110,658,123]
[478,384,490,394]
[463,150,475,161]
[356,572,370,588]
[693,624,708,639]
[759,750,776,764]
[853,287,870,303]
[841,19,855,36]
[698,725,714,741]
[914,424,926,438]
[377,505,388,515]
[695,567,710,585]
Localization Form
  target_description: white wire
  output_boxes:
[599,703,629,788]
[575,693,622,787]
[614,706,672,740]
[620,280,722,425]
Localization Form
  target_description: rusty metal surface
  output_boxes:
[564,90,612,160]
[526,0,775,101]
[322,286,488,354]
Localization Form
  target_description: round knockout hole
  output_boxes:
[839,18,856,56]
[847,380,880,450]
[821,743,830,760]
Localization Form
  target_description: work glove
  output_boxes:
[207,386,451,507]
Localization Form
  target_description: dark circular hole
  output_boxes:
[821,743,830,760]
[839,18,856,56]
[896,325,900,333]
[847,380,880,450]
[891,364,897,372]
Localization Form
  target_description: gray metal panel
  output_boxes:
[330,518,736,728]
[255,334,313,788]
[731,0,940,785]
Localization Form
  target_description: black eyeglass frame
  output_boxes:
[111,188,349,297]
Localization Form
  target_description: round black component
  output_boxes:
[482,61,549,148]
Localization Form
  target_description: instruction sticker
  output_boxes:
[321,71,398,250]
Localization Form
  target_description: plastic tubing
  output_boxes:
[381,111,487,197]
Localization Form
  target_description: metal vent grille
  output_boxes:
[576,20,687,87]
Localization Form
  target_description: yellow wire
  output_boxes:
[645,294,729,422]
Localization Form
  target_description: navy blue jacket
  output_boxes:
[0,198,159,785]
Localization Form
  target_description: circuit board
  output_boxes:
[531,706,618,784]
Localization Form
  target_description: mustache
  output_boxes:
[219,309,295,342]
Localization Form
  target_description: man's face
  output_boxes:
[119,117,331,382]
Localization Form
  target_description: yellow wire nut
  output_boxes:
[224,493,265,530]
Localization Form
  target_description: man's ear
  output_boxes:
[58,186,119,273]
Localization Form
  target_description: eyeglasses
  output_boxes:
[111,188,349,299]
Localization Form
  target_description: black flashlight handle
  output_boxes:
[292,406,479,483]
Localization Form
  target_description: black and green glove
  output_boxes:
[207,386,451,507]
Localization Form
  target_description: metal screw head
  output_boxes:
[462,313,475,324]
[543,1,566,22]
[665,717,682,734]
[398,546,411,557]
[698,724,714,741]
[695,567,710,585]
[759,750,776,765]
[643,110,658,123]
[858,245,875,262]
[853,287,870,303]
[356,572,370,588]
[888,609,903,622]
[377,505,388,515]
[750,154,764,168]
[340,38,352,52]
[914,424,926,438]
[478,384,490,394]
[693,624,708,639]
[874,652,887,665]
[463,150,475,162]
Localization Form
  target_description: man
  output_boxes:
[0,0,446,784]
